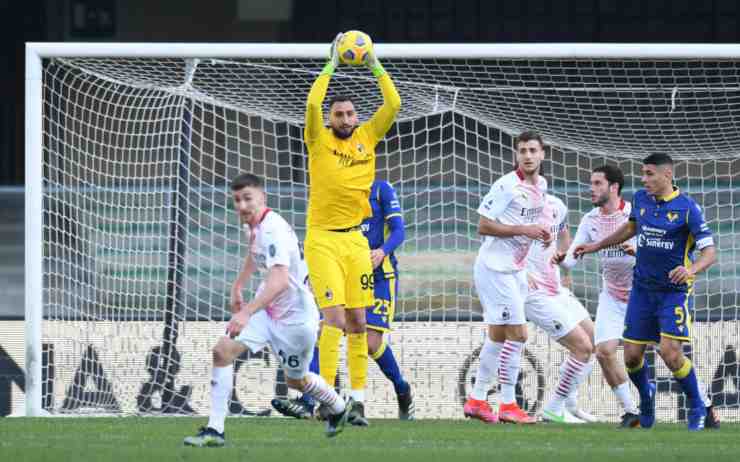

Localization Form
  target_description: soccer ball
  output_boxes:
[337,30,373,66]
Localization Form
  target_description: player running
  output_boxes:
[184,173,353,447]
[574,153,717,431]
[303,32,401,425]
[464,130,550,425]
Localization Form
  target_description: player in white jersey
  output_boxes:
[552,165,641,427]
[184,173,354,447]
[525,194,597,423]
[464,130,551,425]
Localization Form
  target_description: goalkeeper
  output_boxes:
[303,32,401,425]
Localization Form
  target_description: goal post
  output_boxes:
[25,42,740,420]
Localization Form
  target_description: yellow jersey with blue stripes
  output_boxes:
[629,187,714,292]
[304,73,401,230]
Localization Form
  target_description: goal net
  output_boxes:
[25,44,739,422]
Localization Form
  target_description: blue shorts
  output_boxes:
[623,284,693,344]
[366,272,398,333]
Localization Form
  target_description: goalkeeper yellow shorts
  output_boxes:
[304,228,374,309]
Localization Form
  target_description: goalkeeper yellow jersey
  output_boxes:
[304,73,400,230]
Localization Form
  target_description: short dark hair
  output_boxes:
[230,173,263,191]
[642,153,673,167]
[515,130,545,149]
[328,95,354,111]
[593,165,625,195]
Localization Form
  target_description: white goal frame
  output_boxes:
[25,41,740,417]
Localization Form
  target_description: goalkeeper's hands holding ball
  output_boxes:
[322,32,343,75]
[363,41,386,77]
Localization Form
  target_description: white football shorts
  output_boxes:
[234,310,318,379]
[594,290,628,345]
[525,287,590,340]
[474,259,528,325]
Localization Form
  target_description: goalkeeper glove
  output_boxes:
[322,33,343,75]
[364,47,386,78]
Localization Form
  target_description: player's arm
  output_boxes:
[574,221,636,258]
[556,223,573,289]
[230,252,256,314]
[227,227,293,337]
[226,265,289,338]
[371,182,405,269]
[477,182,551,243]
[305,34,342,144]
[478,218,552,243]
[364,49,402,143]
[555,217,590,268]
[668,201,717,284]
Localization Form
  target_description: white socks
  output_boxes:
[471,339,503,401]
[566,356,594,409]
[547,355,587,414]
[697,377,711,407]
[303,372,346,414]
[349,389,365,404]
[613,381,638,414]
[499,340,525,404]
[207,365,233,434]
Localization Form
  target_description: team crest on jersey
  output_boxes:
[357,143,364,153]
[269,244,276,257]
[666,211,678,222]
[325,288,333,301]
[500,305,511,321]
[553,321,562,332]
[640,208,645,216]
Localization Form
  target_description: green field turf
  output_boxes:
[1,418,738,462]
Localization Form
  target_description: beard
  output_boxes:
[592,192,609,207]
[331,126,356,139]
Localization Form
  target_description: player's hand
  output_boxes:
[328,32,343,68]
[621,243,636,256]
[523,224,552,244]
[668,265,694,285]
[573,243,599,259]
[370,248,386,269]
[550,251,567,265]
[364,45,380,70]
[226,308,251,338]
[230,291,244,314]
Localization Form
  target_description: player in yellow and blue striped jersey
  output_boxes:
[575,153,717,431]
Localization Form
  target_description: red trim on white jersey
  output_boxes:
[258,208,272,224]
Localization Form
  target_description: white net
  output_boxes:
[36,52,740,421]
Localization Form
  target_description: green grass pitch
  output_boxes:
[1,418,738,462]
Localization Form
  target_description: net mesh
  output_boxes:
[37,54,740,421]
